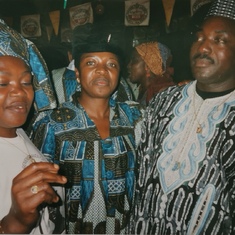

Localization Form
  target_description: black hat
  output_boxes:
[206,0,235,20]
[72,23,124,66]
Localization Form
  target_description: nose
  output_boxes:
[9,83,27,97]
[95,64,108,75]
[197,39,211,54]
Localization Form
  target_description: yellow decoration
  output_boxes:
[49,10,60,36]
[162,0,175,26]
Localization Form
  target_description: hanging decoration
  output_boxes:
[125,0,150,26]
[21,14,41,38]
[49,10,60,36]
[162,0,175,27]
[64,0,67,9]
[69,2,93,29]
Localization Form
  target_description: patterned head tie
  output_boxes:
[0,19,56,112]
[206,0,235,20]
[135,41,172,76]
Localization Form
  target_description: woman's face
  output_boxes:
[0,56,34,137]
[76,52,120,100]
[127,49,146,84]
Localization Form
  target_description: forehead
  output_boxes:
[0,55,29,68]
[80,51,119,60]
[202,16,235,35]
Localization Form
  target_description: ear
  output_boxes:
[144,64,150,73]
[75,68,80,83]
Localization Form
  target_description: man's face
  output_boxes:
[190,16,235,91]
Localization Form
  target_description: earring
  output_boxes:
[76,77,80,83]
[146,70,151,79]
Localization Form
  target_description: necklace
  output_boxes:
[193,89,234,134]
[0,134,35,168]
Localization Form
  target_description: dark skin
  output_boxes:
[0,56,67,233]
[127,49,154,101]
[75,52,120,139]
[190,16,235,92]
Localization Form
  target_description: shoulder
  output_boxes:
[116,100,145,122]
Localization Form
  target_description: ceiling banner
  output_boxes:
[125,0,150,26]
[21,14,41,38]
[49,10,60,36]
[162,0,175,27]
[69,2,93,30]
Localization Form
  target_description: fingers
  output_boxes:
[12,162,67,206]
[9,162,66,229]
[14,162,67,185]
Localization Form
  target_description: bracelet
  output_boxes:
[0,219,4,234]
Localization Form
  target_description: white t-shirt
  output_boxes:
[0,128,65,234]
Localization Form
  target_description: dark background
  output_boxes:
[0,0,211,82]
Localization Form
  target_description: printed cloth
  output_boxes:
[130,81,235,235]
[29,94,144,234]
[135,41,171,76]
[206,0,235,20]
[0,19,56,111]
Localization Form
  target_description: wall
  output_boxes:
[0,0,201,82]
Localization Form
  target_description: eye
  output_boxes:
[22,81,32,86]
[86,60,95,66]
[0,82,7,87]
[214,36,226,44]
[108,62,117,68]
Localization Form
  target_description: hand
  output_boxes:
[2,162,67,234]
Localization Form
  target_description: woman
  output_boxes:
[128,41,175,106]
[29,38,144,234]
[0,19,67,234]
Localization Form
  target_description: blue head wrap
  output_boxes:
[0,19,57,112]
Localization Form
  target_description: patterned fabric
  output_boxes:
[135,41,171,76]
[29,93,144,234]
[130,81,235,235]
[207,0,235,20]
[0,19,56,111]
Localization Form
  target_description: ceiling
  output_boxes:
[0,0,190,18]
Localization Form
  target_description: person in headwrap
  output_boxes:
[128,41,175,106]
[29,23,144,234]
[0,19,67,234]
[129,0,235,234]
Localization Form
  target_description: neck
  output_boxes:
[0,128,17,138]
[78,97,110,119]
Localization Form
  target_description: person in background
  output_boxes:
[129,0,235,234]
[127,41,175,106]
[29,28,144,234]
[0,19,67,234]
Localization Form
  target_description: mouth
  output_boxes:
[7,102,29,113]
[193,58,213,68]
[93,78,109,86]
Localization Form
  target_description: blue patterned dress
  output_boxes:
[130,81,235,235]
[29,92,144,234]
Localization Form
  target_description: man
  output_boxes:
[130,0,235,234]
